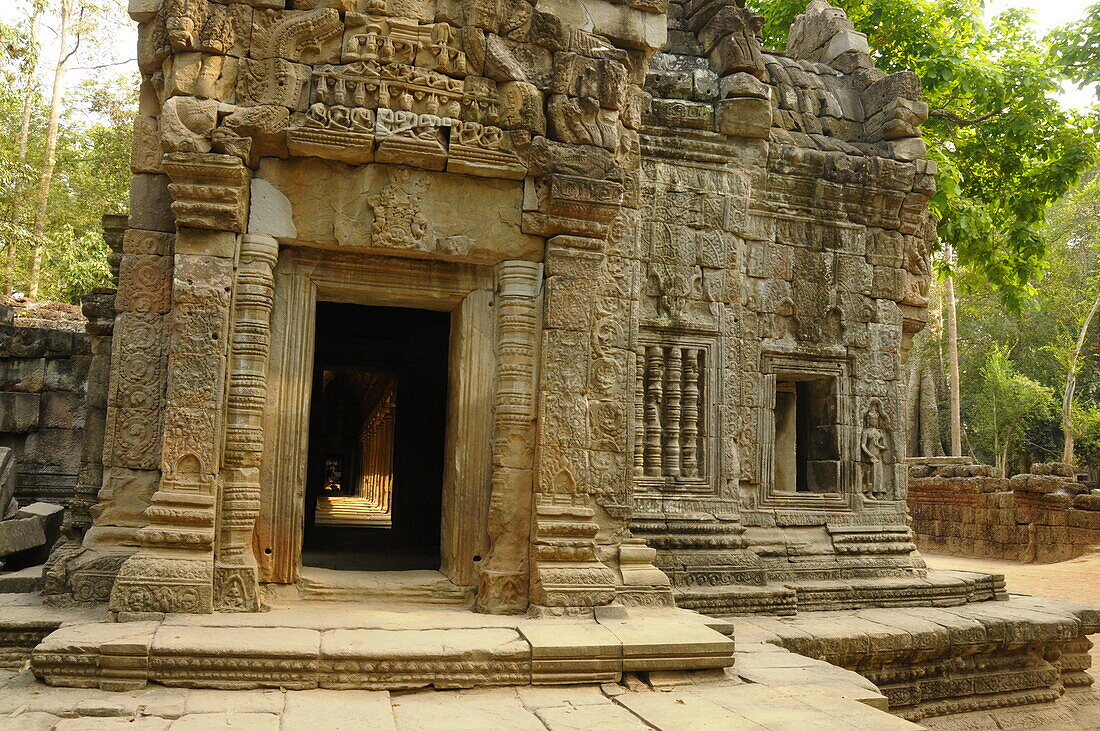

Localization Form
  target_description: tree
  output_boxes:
[971,345,1054,476]
[1049,1,1100,92]
[28,0,77,300]
[0,0,133,302]
[6,2,42,298]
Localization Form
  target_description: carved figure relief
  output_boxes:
[861,399,890,500]
[367,171,431,249]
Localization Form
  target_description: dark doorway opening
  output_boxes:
[302,302,450,571]
[773,375,840,493]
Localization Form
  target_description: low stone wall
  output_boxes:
[907,460,1100,562]
[0,304,90,507]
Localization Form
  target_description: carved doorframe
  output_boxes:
[256,247,496,586]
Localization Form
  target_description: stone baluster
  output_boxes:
[644,345,664,476]
[663,347,683,477]
[682,348,701,478]
[215,234,278,612]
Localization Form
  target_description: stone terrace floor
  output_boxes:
[0,647,915,730]
[6,552,1100,728]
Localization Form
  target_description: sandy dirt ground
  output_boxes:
[924,551,1100,608]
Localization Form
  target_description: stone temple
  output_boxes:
[1,0,1098,725]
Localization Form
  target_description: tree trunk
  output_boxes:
[1062,290,1100,463]
[27,0,74,301]
[5,5,42,297]
[944,263,963,456]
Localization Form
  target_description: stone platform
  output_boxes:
[675,569,1008,616]
[0,651,919,730]
[6,590,1100,725]
[733,595,1100,722]
[26,600,737,692]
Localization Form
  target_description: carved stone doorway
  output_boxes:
[301,303,450,571]
[257,250,496,590]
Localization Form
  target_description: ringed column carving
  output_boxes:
[477,260,541,614]
[215,234,278,612]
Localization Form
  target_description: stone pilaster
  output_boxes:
[215,234,278,612]
[529,243,619,615]
[110,153,248,616]
[477,261,542,614]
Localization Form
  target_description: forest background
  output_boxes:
[1,0,1100,474]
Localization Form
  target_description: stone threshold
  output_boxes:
[28,601,737,692]
[732,595,1100,722]
[295,568,474,606]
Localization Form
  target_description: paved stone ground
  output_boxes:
[922,551,1100,730]
[0,656,915,730]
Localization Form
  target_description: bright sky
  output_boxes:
[987,0,1098,108]
[0,0,1096,105]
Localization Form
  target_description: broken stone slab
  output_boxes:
[0,516,46,557]
[15,503,64,557]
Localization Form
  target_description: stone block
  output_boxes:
[248,180,297,239]
[0,515,46,556]
[10,328,48,358]
[41,391,85,429]
[44,356,91,392]
[0,358,46,391]
[21,429,83,469]
[715,97,772,138]
[0,563,45,592]
[127,0,160,22]
[0,391,41,432]
[130,174,176,234]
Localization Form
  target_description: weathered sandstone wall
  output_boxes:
[908,460,1100,562]
[0,305,90,508]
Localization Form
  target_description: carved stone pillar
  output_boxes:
[110,153,248,616]
[215,234,278,612]
[477,261,541,614]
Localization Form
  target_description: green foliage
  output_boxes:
[925,167,1100,470]
[1073,403,1100,473]
[0,0,135,303]
[1050,2,1100,89]
[969,345,1054,475]
[749,0,1098,308]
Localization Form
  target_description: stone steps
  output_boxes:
[297,568,474,606]
[675,569,1008,615]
